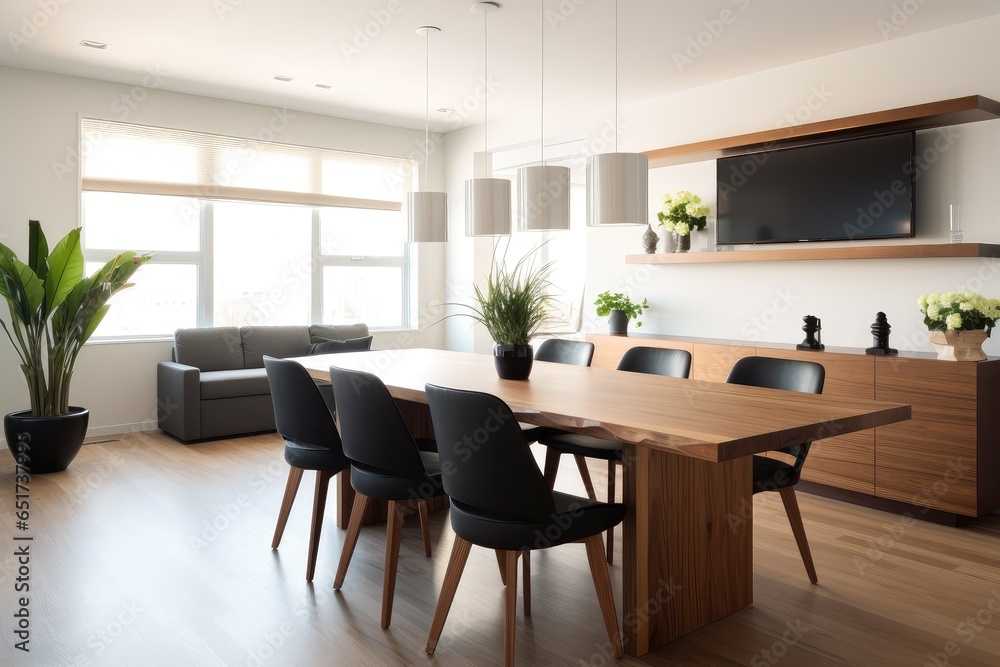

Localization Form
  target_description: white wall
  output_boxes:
[444,14,1000,356]
[0,65,446,444]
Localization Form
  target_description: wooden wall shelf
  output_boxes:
[625,243,1000,265]
[644,95,1000,167]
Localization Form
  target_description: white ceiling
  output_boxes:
[2,0,998,133]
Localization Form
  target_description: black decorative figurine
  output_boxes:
[796,315,825,351]
[865,311,898,356]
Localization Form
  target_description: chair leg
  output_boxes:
[271,466,304,549]
[496,550,507,586]
[583,535,623,657]
[543,447,561,489]
[503,550,519,667]
[426,536,473,655]
[606,459,616,564]
[574,455,598,501]
[778,487,818,585]
[381,500,406,628]
[305,469,336,582]
[417,499,432,557]
[333,491,370,590]
[521,551,531,616]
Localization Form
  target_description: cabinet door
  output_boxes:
[692,343,755,383]
[875,356,978,516]
[586,335,694,371]
[756,348,876,494]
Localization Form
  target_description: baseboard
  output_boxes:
[0,420,156,450]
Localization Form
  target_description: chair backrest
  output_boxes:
[726,356,826,469]
[425,384,557,522]
[534,339,595,366]
[617,346,692,378]
[329,366,428,480]
[263,357,347,461]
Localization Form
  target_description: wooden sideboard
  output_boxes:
[587,333,1000,520]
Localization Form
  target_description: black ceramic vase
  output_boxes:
[608,309,629,335]
[4,407,89,473]
[493,344,534,380]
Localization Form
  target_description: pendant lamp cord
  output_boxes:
[423,29,430,193]
[540,0,544,166]
[484,8,489,154]
[614,0,619,154]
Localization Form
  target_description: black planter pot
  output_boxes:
[608,309,629,335]
[493,344,534,380]
[4,407,89,474]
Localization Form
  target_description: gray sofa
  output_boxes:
[157,324,369,443]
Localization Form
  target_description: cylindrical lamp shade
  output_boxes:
[517,165,571,231]
[465,177,512,236]
[405,191,448,242]
[587,152,649,226]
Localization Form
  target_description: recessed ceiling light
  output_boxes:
[273,75,294,82]
[315,83,332,89]
[80,40,108,50]
[436,107,458,114]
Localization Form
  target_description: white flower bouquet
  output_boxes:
[656,190,710,237]
[918,292,1000,335]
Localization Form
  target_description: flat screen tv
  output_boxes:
[716,132,915,245]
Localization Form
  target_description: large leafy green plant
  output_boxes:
[0,220,149,417]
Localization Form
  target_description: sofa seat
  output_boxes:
[200,368,270,400]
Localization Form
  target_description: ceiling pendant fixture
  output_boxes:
[405,25,448,243]
[517,0,570,232]
[587,0,648,227]
[465,1,511,237]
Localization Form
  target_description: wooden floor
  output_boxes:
[3,430,1000,666]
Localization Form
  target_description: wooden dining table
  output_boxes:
[295,347,910,658]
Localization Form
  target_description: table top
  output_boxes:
[294,348,911,463]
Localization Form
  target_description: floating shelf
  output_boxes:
[644,95,1000,167]
[625,243,1000,265]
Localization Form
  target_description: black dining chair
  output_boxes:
[263,356,351,582]
[424,383,624,666]
[537,346,692,563]
[726,355,825,584]
[329,366,445,629]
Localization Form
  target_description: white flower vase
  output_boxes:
[929,330,988,361]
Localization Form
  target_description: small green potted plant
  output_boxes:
[1,220,149,473]
[452,251,556,380]
[657,190,710,253]
[595,291,649,335]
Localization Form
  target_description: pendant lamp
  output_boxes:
[517,0,570,232]
[587,0,647,227]
[465,1,511,236]
[405,26,448,242]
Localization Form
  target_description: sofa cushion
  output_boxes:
[200,368,271,400]
[309,323,369,344]
[175,327,244,372]
[308,335,373,355]
[240,326,312,369]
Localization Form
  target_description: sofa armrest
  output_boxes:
[157,361,201,442]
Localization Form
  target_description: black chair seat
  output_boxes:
[449,491,625,551]
[539,432,623,460]
[348,453,442,501]
[752,455,800,493]
[283,439,350,471]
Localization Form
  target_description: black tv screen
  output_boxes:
[716,132,915,245]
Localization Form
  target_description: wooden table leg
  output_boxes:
[621,445,753,657]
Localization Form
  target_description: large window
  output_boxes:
[80,119,414,339]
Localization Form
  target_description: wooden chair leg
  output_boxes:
[521,551,531,616]
[778,487,818,584]
[496,550,507,586]
[606,459,616,564]
[417,499,432,557]
[305,469,336,582]
[503,550,519,667]
[426,536,473,655]
[333,492,369,590]
[381,500,406,628]
[271,466,304,549]
[583,535,623,657]
[543,447,561,489]
[574,455,597,501]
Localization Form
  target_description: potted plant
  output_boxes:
[657,190,710,253]
[594,291,649,335]
[918,291,1000,361]
[1,220,149,473]
[452,251,556,380]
